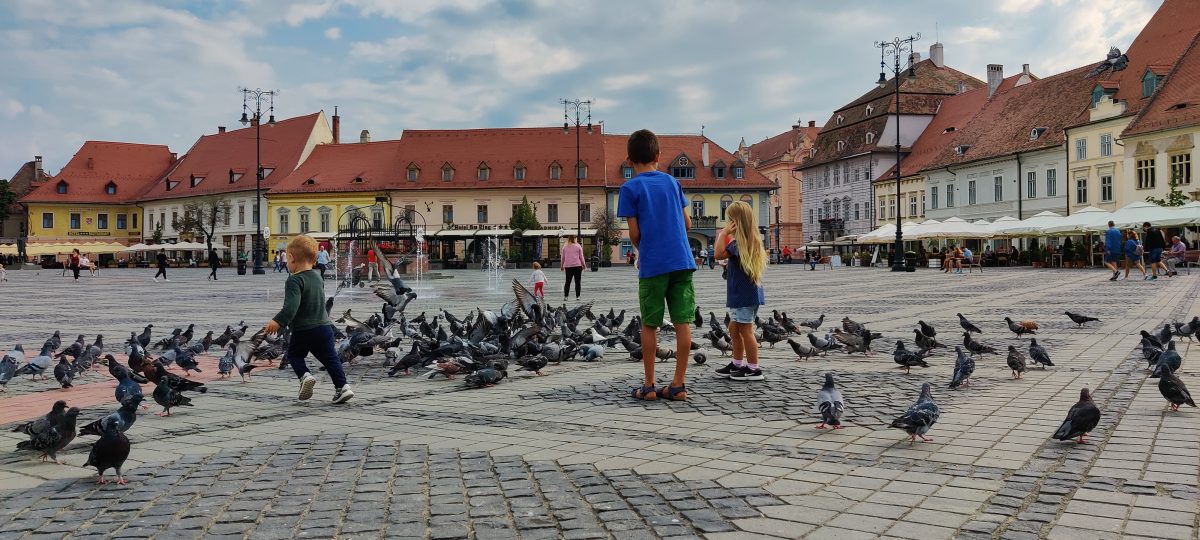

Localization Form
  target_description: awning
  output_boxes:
[432,229,481,238]
[1041,206,1113,235]
[1107,201,1168,230]
[520,229,576,237]
[11,242,130,256]
[1157,201,1200,227]
[474,229,515,237]
[992,211,1063,237]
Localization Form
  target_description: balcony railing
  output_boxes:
[693,216,718,229]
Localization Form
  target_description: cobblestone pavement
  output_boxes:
[1,265,1198,539]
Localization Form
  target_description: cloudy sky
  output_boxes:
[0,0,1158,177]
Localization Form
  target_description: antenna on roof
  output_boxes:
[700,124,705,137]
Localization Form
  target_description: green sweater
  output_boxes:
[272,269,333,331]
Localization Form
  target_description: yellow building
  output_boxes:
[19,141,175,259]
[739,121,820,249]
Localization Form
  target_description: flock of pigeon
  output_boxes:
[3,252,1198,485]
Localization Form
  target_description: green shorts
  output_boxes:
[638,269,696,328]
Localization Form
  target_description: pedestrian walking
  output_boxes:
[367,247,378,281]
[207,249,221,281]
[1141,221,1167,280]
[713,201,767,382]
[273,251,283,272]
[529,262,547,299]
[0,262,8,283]
[1103,220,1122,281]
[69,249,82,281]
[263,235,353,404]
[616,129,696,402]
[153,249,169,282]
[561,235,585,301]
[316,246,330,279]
[1123,230,1146,280]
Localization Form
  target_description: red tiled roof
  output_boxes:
[21,141,174,204]
[803,59,985,170]
[397,126,608,189]
[270,141,403,194]
[140,112,327,201]
[604,134,776,190]
[744,125,819,167]
[1085,0,1200,122]
[1124,32,1200,137]
[919,65,1098,172]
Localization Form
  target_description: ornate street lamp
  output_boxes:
[874,34,920,271]
[239,87,277,275]
[560,99,593,239]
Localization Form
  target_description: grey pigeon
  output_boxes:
[962,332,996,358]
[579,344,605,362]
[54,357,74,389]
[917,320,936,338]
[464,367,506,388]
[1053,387,1100,444]
[799,314,824,331]
[80,395,143,437]
[949,346,975,389]
[16,343,53,380]
[815,373,845,429]
[1156,363,1196,412]
[516,355,549,376]
[912,329,944,354]
[807,333,840,355]
[84,420,131,485]
[787,338,818,361]
[692,349,707,365]
[1003,317,1039,338]
[172,346,202,375]
[1029,338,1054,368]
[893,341,929,374]
[1065,311,1099,328]
[1151,341,1182,379]
[136,324,154,348]
[0,344,23,390]
[1006,345,1027,379]
[14,402,79,463]
[1142,337,1164,369]
[890,382,940,443]
[217,348,234,377]
[957,313,982,334]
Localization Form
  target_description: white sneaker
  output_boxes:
[153,277,158,282]
[332,385,354,404]
[298,373,317,400]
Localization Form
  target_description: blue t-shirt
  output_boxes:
[317,250,330,264]
[725,241,765,308]
[1105,227,1122,253]
[1125,238,1139,258]
[617,171,696,278]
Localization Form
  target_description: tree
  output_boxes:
[1146,170,1190,207]
[152,223,163,244]
[591,210,622,262]
[508,196,540,231]
[0,179,15,226]
[171,199,233,252]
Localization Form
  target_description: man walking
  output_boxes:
[1103,220,1122,281]
[153,249,169,282]
[1141,221,1167,280]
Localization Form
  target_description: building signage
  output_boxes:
[67,231,112,237]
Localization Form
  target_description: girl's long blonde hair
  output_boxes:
[726,201,766,284]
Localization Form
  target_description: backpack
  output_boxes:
[1135,242,1144,256]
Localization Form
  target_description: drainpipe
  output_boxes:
[1016,153,1023,253]
[1063,139,1070,218]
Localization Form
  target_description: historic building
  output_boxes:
[1,156,50,242]
[799,42,983,243]
[1064,0,1200,213]
[739,120,819,250]
[20,141,175,250]
[139,111,333,258]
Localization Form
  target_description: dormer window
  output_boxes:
[56,180,68,194]
[1030,127,1047,140]
[477,162,490,181]
[621,165,633,179]
[1091,85,1105,106]
[836,114,844,125]
[407,164,419,182]
[836,141,846,151]
[190,175,204,187]
[514,163,526,180]
[1142,71,1159,98]
[864,104,874,116]
[549,162,562,180]
[441,163,454,182]
[229,169,244,183]
[104,182,117,195]
[943,127,956,134]
[165,179,180,191]
[712,160,727,179]
[262,167,275,178]
[575,161,587,179]
[810,148,817,158]
[669,154,695,179]
[954,145,970,156]
[865,132,875,144]
[351,176,364,184]
[303,179,316,186]
[732,164,745,179]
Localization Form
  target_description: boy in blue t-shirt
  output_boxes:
[617,129,697,401]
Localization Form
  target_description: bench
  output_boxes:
[964,258,983,273]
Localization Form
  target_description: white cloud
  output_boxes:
[602,74,650,91]
[349,35,430,61]
[0,97,25,117]
[283,1,336,26]
[997,0,1043,14]
[324,26,341,40]
[953,26,1002,43]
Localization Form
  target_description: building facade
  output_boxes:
[2,156,50,242]
[739,120,819,250]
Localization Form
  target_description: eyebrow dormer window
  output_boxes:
[303,179,316,186]
[864,104,874,116]
[105,182,117,195]
[836,115,844,125]
[407,165,419,182]
[352,176,364,184]
[441,164,454,182]
[229,170,244,183]
[190,175,204,187]
[56,181,68,194]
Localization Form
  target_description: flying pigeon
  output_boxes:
[815,373,845,430]
[1064,311,1100,328]
[949,346,975,389]
[957,313,982,334]
[1006,345,1027,379]
[84,420,131,485]
[890,382,940,443]
[1053,387,1101,444]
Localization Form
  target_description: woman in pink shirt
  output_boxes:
[560,235,586,300]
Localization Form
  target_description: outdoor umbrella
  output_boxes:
[1106,201,1167,230]
[1156,201,1200,227]
[992,211,1063,237]
[984,216,1020,235]
[912,217,994,239]
[1042,206,1114,235]
[858,223,895,244]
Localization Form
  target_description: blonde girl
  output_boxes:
[713,201,767,381]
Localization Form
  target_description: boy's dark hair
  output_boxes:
[627,129,659,165]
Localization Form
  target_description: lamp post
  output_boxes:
[560,99,593,240]
[874,33,920,272]
[239,87,277,275]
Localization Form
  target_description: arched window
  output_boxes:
[441,163,454,182]
[865,132,875,144]
[842,197,851,220]
[477,162,490,181]
[104,182,117,195]
[690,195,705,218]
[719,195,734,220]
[549,162,562,180]
[56,180,69,194]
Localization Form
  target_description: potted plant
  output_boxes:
[1074,242,1087,268]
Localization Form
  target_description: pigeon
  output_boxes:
[890,382,940,443]
[832,329,868,355]
[172,346,202,375]
[957,313,982,334]
[1006,345,1028,379]
[962,332,997,358]
[1157,364,1196,412]
[58,334,86,360]
[917,320,937,338]
[0,346,19,391]
[692,349,707,365]
[103,355,145,406]
[388,342,425,377]
[912,329,944,354]
[1142,337,1164,369]
[516,356,549,376]
[1004,317,1039,338]
[1156,324,1173,346]
[1064,311,1100,328]
[1174,316,1199,342]
[1139,330,1163,350]
[16,343,53,380]
[841,317,866,335]
[1028,338,1054,368]
[152,375,193,417]
[1053,387,1101,444]
[54,357,74,389]
[799,314,825,331]
[1151,341,1182,379]
[815,373,845,430]
[579,344,606,362]
[787,338,818,361]
[14,401,79,463]
[892,341,929,374]
[807,333,840,355]
[464,367,506,388]
[44,330,62,352]
[80,395,143,437]
[217,348,234,377]
[136,324,154,348]
[83,420,131,485]
[949,346,975,389]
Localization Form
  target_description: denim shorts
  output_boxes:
[730,306,759,324]
[1147,248,1163,263]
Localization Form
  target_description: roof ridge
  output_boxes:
[1123,30,1200,136]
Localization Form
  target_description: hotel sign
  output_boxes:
[67,231,112,237]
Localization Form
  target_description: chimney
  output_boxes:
[332,106,340,144]
[86,157,94,170]
[987,64,1004,97]
[170,152,178,163]
[1022,63,1031,75]
[360,129,370,143]
[217,126,226,134]
[808,121,816,128]
[956,81,967,94]
[34,156,43,176]
[701,142,710,167]
[908,52,921,66]
[929,42,944,68]
[250,117,258,127]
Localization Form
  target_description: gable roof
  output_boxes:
[919,64,1098,172]
[396,126,608,188]
[5,159,51,214]
[270,140,403,194]
[603,134,776,190]
[802,59,985,170]
[21,141,174,204]
[1123,32,1200,137]
[744,124,819,167]
[139,112,328,201]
